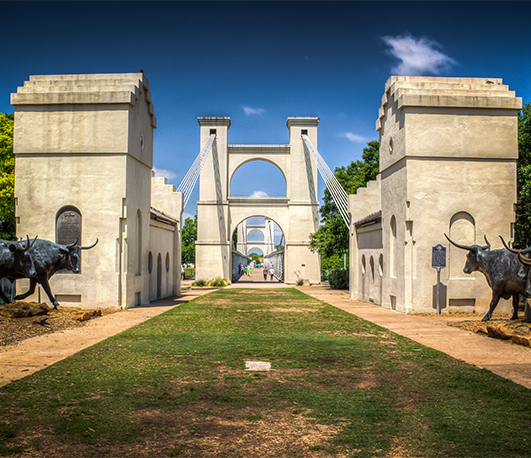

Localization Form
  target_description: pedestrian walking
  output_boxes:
[181,264,185,280]
[269,266,275,281]
[263,267,268,280]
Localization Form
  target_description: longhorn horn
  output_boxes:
[518,250,531,266]
[483,235,491,250]
[66,239,78,248]
[21,235,38,252]
[500,236,519,254]
[444,233,476,252]
[80,239,98,250]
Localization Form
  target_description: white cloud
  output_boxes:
[249,190,269,198]
[153,167,177,181]
[182,212,194,221]
[382,34,456,75]
[243,106,266,116]
[339,132,368,143]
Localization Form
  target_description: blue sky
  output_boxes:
[2,1,530,232]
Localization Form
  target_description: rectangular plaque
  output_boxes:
[432,244,446,268]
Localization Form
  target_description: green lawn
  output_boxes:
[1,288,530,457]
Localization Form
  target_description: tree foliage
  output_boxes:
[0,113,15,240]
[309,140,379,258]
[247,253,261,264]
[181,215,197,264]
[514,102,531,249]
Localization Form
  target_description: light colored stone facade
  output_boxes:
[195,117,321,284]
[11,73,182,309]
[350,76,522,315]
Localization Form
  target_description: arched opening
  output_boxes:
[157,253,162,299]
[390,216,397,278]
[230,160,287,198]
[369,256,375,302]
[148,251,153,302]
[361,255,366,299]
[136,209,142,276]
[247,229,265,242]
[449,212,476,279]
[248,247,264,256]
[231,216,284,282]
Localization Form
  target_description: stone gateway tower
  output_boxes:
[349,76,522,315]
[11,73,183,309]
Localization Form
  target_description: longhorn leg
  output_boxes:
[14,278,37,301]
[0,287,12,304]
[39,278,59,309]
[482,292,501,321]
[510,294,519,320]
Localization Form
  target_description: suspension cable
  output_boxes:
[177,134,216,209]
[302,135,350,228]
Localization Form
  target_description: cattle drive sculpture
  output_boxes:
[445,234,527,321]
[0,238,98,308]
[0,236,38,303]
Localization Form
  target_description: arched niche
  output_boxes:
[390,215,397,278]
[229,159,287,197]
[56,205,82,246]
[449,212,476,279]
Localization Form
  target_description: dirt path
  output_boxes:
[297,286,531,390]
[0,288,214,387]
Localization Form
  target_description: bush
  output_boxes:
[296,278,304,286]
[209,278,231,287]
[192,278,231,287]
[327,268,349,290]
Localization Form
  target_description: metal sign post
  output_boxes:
[432,244,446,315]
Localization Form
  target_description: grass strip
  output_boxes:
[1,288,530,457]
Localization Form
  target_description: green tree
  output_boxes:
[514,102,531,249]
[0,113,15,240]
[181,215,197,264]
[309,140,379,258]
[247,253,261,265]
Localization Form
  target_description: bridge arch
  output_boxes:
[229,158,288,196]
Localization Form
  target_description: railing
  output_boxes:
[231,249,248,282]
[263,249,284,282]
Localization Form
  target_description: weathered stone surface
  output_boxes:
[0,301,51,318]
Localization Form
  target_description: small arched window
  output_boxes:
[148,252,153,274]
[390,216,397,278]
[136,210,142,276]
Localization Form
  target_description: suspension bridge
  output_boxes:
[178,117,348,284]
